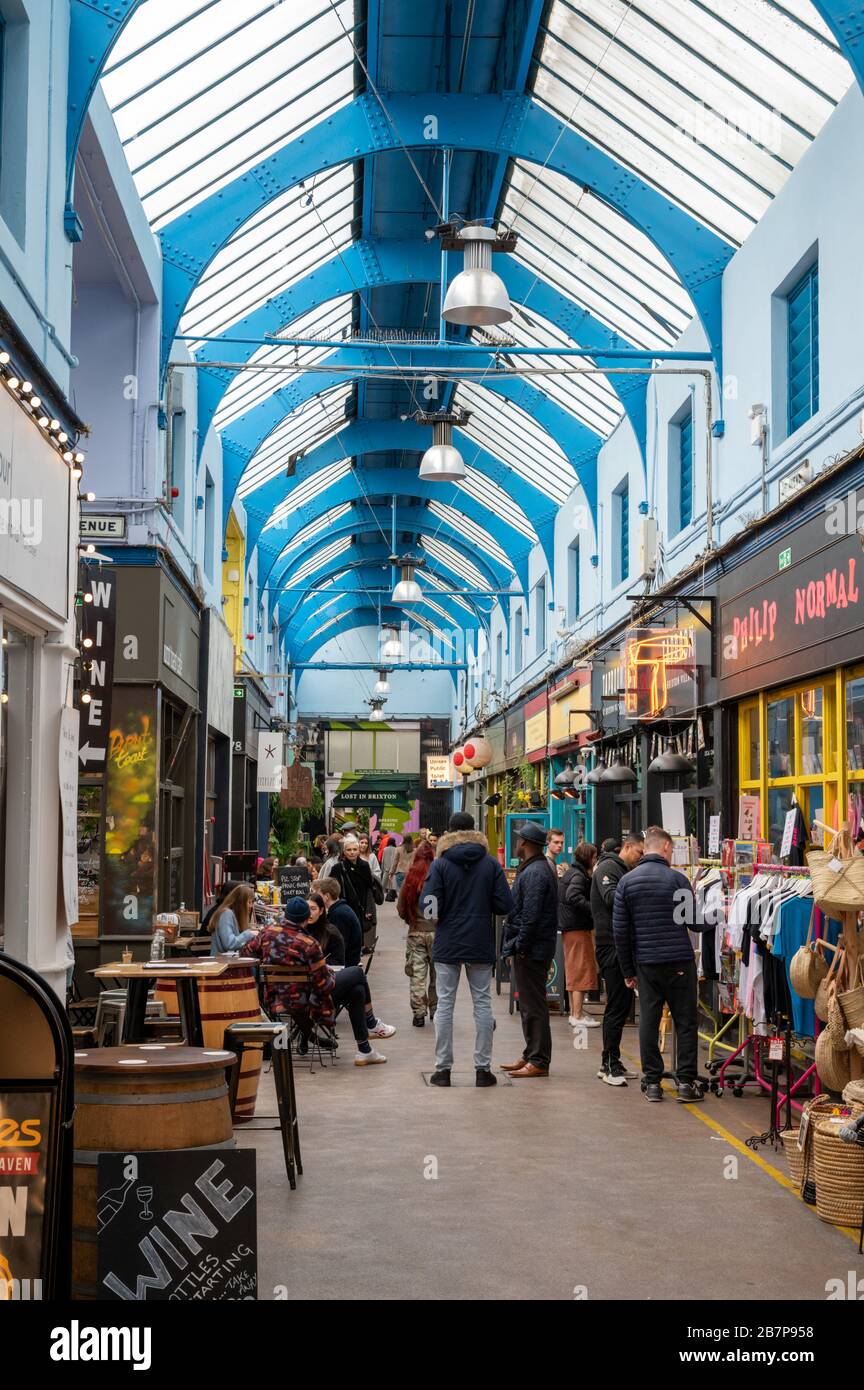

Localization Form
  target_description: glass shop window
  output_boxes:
[767,696,794,777]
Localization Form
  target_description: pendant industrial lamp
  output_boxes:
[373,670,391,695]
[380,625,404,661]
[391,562,423,604]
[586,756,608,785]
[441,224,517,327]
[599,754,637,785]
[367,698,387,723]
[414,408,470,481]
[648,738,696,775]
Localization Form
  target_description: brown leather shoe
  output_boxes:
[499,1058,528,1071]
[510,1063,549,1078]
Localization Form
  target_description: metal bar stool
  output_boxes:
[223,1021,302,1190]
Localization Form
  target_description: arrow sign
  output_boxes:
[78,742,107,768]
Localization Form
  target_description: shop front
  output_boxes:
[197,610,235,904]
[719,507,864,852]
[546,668,593,852]
[590,599,719,850]
[232,675,274,854]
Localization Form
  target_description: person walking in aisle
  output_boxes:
[358,833,382,880]
[612,826,706,1103]
[317,834,343,880]
[421,811,513,1088]
[501,823,559,1078]
[393,835,415,893]
[331,834,384,953]
[591,833,644,1086]
[559,842,600,1032]
[397,839,437,1027]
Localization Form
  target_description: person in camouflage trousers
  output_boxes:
[397,839,438,1026]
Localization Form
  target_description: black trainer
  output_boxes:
[412,1015,425,1028]
[676,1082,704,1103]
[476,1068,497,1088]
[643,1082,664,1102]
[429,1069,451,1087]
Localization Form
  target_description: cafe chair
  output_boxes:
[94,990,166,1048]
[222,1020,303,1190]
[260,964,337,1072]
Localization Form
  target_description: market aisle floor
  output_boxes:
[240,905,863,1301]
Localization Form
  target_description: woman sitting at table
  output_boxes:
[208,882,257,955]
[243,898,394,1064]
[306,891,346,964]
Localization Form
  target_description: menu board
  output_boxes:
[276,865,311,902]
[97,1150,257,1301]
[0,1089,54,1300]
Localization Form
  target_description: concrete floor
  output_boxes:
[238,904,864,1301]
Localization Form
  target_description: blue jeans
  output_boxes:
[433,962,494,1071]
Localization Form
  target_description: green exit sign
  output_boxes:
[779,547,792,570]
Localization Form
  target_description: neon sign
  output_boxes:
[623,628,696,720]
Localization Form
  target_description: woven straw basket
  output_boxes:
[815,1028,853,1093]
[794,1096,843,1200]
[843,1079,864,1106]
[837,960,864,1030]
[813,1108,864,1227]
[815,946,845,1023]
[779,1130,806,1190]
[808,842,864,914]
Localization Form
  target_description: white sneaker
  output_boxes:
[573,1015,601,1028]
[368,1019,396,1038]
[354,1048,387,1066]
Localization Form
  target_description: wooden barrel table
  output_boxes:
[72,1045,236,1300]
[155,958,264,1121]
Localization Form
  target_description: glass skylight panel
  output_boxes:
[215,297,354,429]
[272,504,354,567]
[305,608,353,642]
[504,161,693,350]
[454,383,576,505]
[534,0,852,246]
[102,0,358,229]
[181,164,355,341]
[424,571,480,618]
[426,502,515,571]
[483,304,622,438]
[238,384,353,498]
[289,536,352,587]
[422,537,488,591]
[264,457,352,531]
[456,470,537,541]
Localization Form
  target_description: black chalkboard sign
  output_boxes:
[276,865,311,903]
[97,1150,257,1301]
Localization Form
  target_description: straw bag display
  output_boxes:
[779,1129,806,1190]
[807,842,864,914]
[815,1027,853,1093]
[837,959,864,1030]
[826,985,851,1052]
[813,1108,864,1227]
[843,1078,864,1106]
[797,1095,846,1201]
[815,946,845,1022]
[789,909,828,999]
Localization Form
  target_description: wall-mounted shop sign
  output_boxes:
[103,686,158,935]
[78,566,117,770]
[281,761,312,808]
[524,692,548,762]
[79,514,126,541]
[113,566,199,707]
[623,627,697,720]
[256,731,284,793]
[718,511,864,699]
[426,755,453,789]
[504,702,525,761]
[548,670,592,750]
[0,386,71,620]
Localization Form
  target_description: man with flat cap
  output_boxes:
[501,822,559,1077]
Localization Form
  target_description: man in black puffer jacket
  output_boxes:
[501,822,559,1078]
[613,825,708,1103]
[591,832,643,1086]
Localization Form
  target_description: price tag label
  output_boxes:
[768,1037,784,1062]
[828,857,844,872]
[780,808,797,859]
[707,815,721,855]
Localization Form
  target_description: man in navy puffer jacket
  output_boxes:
[613,825,708,1103]
[421,812,513,1088]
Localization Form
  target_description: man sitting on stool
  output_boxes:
[612,826,707,1103]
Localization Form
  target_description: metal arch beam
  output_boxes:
[222,349,599,527]
[287,582,485,653]
[256,468,533,593]
[159,93,732,373]
[289,608,465,675]
[193,242,650,467]
[809,3,864,93]
[269,504,516,603]
[276,535,504,623]
[237,417,560,572]
[66,0,142,226]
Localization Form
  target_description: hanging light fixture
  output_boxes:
[586,756,608,785]
[442,225,515,327]
[648,738,696,775]
[554,758,576,791]
[417,410,468,481]
[367,697,387,723]
[391,562,423,603]
[373,669,391,696]
[380,626,404,661]
[599,753,637,784]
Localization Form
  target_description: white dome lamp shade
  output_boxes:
[442,226,513,327]
[368,699,387,723]
[419,418,466,481]
[373,669,391,696]
[380,626,404,661]
[391,564,423,603]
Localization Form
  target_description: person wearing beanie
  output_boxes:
[420,811,513,1087]
[243,897,393,1064]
